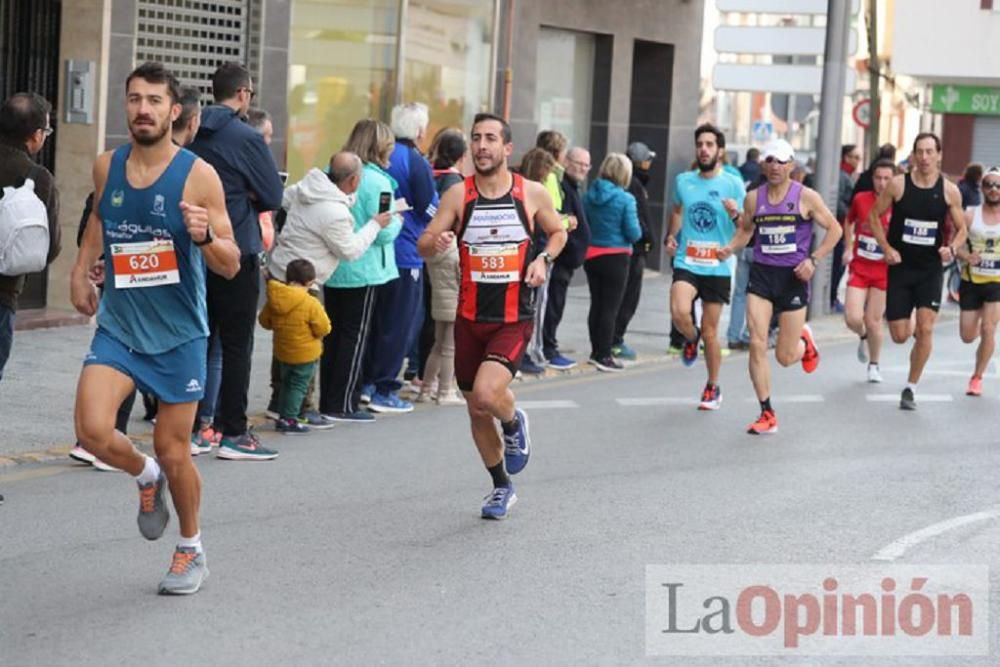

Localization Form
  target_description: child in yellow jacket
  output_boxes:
[259,259,332,434]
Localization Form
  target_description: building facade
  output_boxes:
[13,0,703,315]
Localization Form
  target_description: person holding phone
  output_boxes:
[319,120,403,423]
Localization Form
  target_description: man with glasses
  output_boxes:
[719,139,841,434]
[188,62,284,459]
[956,167,1000,397]
[866,133,968,410]
[0,93,62,386]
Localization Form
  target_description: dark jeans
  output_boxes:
[830,237,846,306]
[320,285,376,415]
[584,253,630,360]
[277,361,317,420]
[202,255,260,436]
[364,268,423,395]
[614,251,646,346]
[416,265,435,379]
[542,262,574,359]
[0,303,13,383]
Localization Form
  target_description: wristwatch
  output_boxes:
[539,251,554,265]
[194,225,214,247]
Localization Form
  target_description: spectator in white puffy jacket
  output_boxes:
[269,152,393,283]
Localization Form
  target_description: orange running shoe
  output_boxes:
[747,409,778,435]
[800,323,819,373]
[967,375,983,397]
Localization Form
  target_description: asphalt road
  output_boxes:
[3,318,1000,665]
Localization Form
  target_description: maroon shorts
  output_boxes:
[454,317,533,392]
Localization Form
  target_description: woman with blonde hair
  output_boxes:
[582,153,642,371]
[319,119,403,422]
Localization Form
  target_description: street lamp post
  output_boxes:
[808,0,853,319]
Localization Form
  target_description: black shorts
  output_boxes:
[958,280,1000,311]
[747,264,809,312]
[672,268,731,304]
[886,265,943,321]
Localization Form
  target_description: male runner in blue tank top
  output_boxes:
[865,133,968,410]
[720,139,841,435]
[70,63,240,595]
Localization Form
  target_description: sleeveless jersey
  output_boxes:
[848,190,891,267]
[962,205,1000,284]
[752,181,812,267]
[888,173,948,270]
[97,145,208,354]
[457,174,535,323]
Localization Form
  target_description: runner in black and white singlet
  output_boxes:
[418,113,566,520]
[956,166,1000,397]
[866,133,968,410]
[719,139,841,435]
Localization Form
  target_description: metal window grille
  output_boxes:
[134,0,261,101]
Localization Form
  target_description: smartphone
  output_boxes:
[378,192,392,214]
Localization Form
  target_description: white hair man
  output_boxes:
[360,102,440,413]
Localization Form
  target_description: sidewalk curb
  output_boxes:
[0,317,873,472]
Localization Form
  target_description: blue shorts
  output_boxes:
[84,328,207,404]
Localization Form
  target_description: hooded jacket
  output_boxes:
[188,105,283,258]
[268,169,382,284]
[258,279,332,365]
[387,139,439,270]
[327,162,402,288]
[583,179,642,249]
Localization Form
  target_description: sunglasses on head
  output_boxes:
[764,156,789,165]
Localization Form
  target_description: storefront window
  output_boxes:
[402,0,496,146]
[535,27,595,148]
[288,0,401,181]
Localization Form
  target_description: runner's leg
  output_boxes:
[153,400,201,538]
[75,365,145,475]
[864,287,886,364]
[844,285,867,337]
[908,307,937,384]
[746,294,774,401]
[959,307,982,344]
[774,307,807,367]
[671,280,699,342]
[701,302,723,384]
[465,361,516,468]
[975,302,1000,378]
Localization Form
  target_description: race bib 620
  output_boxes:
[111,239,180,289]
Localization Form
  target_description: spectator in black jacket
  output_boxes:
[614,142,656,360]
[739,147,761,188]
[188,62,284,460]
[0,93,61,384]
[959,162,984,209]
[543,146,592,368]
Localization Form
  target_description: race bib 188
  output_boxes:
[902,218,938,246]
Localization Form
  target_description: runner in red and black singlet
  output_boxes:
[867,133,968,411]
[418,113,566,521]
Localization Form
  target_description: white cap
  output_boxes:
[762,139,795,163]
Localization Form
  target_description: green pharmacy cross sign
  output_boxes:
[931,84,1000,115]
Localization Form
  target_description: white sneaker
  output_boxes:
[867,364,883,383]
[92,457,123,472]
[857,336,869,364]
[69,444,96,465]
[435,391,465,406]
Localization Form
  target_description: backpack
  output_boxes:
[0,167,50,275]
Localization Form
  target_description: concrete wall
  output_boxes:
[47,0,114,311]
[503,0,705,270]
[894,1,1000,82]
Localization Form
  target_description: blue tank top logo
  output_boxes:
[689,201,717,233]
[96,144,208,355]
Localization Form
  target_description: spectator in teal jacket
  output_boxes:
[319,119,402,422]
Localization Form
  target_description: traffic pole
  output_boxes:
[808,0,853,320]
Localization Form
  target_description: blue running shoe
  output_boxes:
[503,408,531,475]
[481,485,517,520]
[682,330,700,368]
[612,342,637,360]
[520,358,545,375]
[546,353,577,370]
[367,392,414,414]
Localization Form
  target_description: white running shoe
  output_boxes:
[69,444,96,465]
[857,336,869,364]
[867,364,883,384]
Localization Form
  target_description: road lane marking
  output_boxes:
[865,394,953,402]
[517,400,580,409]
[741,395,825,403]
[872,507,1000,561]
[616,397,696,406]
